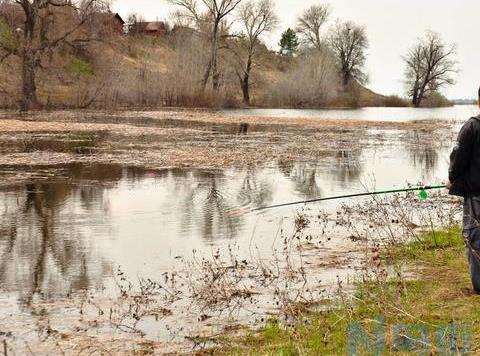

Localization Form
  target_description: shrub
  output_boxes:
[65,57,95,77]
[383,95,409,107]
[327,93,360,108]
[264,49,340,108]
[421,91,452,108]
[0,18,17,52]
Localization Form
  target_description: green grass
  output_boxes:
[210,226,480,355]
[0,18,17,52]
[65,57,95,77]
[386,225,464,262]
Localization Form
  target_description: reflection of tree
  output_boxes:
[202,176,236,240]
[405,132,439,177]
[410,146,438,175]
[237,168,273,208]
[0,183,100,309]
[171,170,244,241]
[0,164,124,310]
[168,168,274,241]
[289,162,321,198]
[278,150,363,194]
[278,160,322,198]
[333,150,363,187]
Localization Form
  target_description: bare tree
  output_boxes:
[296,3,330,50]
[231,0,277,105]
[0,0,107,111]
[403,31,457,107]
[168,0,242,92]
[328,20,368,89]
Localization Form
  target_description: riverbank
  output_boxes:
[212,226,479,355]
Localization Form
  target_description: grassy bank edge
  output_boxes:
[203,226,480,355]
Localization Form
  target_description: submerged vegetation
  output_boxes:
[0,110,453,176]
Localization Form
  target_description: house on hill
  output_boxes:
[112,13,126,34]
[129,21,168,36]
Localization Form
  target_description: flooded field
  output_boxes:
[0,108,467,354]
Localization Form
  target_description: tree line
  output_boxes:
[0,0,458,111]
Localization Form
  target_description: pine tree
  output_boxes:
[279,28,299,56]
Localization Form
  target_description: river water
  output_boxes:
[221,104,479,122]
[0,106,473,349]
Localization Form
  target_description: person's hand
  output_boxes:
[446,179,452,189]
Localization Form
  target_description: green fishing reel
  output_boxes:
[419,189,428,201]
[418,183,446,201]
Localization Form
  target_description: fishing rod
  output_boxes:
[252,184,447,212]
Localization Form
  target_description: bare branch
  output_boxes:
[403,31,457,107]
[228,0,276,104]
[296,3,330,50]
[328,20,369,88]
[169,0,244,91]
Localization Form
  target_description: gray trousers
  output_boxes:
[463,197,480,292]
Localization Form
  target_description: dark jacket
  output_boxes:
[449,116,480,197]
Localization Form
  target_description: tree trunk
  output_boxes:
[209,21,220,92]
[342,69,350,91]
[21,48,39,111]
[20,3,39,112]
[413,85,428,108]
[241,76,249,105]
[241,54,252,105]
[412,98,421,107]
[212,57,220,91]
[211,38,220,92]
[200,59,212,92]
[412,91,419,107]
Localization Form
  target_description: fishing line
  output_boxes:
[252,184,447,212]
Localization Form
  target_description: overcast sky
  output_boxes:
[111,0,480,99]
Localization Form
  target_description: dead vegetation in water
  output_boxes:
[0,109,454,130]
[0,190,463,355]
[0,110,454,176]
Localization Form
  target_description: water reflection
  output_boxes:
[277,150,363,196]
[167,169,273,240]
[0,164,154,307]
[404,131,442,178]
[0,141,449,304]
[0,164,280,305]
[238,168,274,207]
[334,150,363,187]
[221,105,479,122]
[0,182,107,308]
[278,161,322,198]
[185,170,242,241]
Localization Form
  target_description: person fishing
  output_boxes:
[448,87,480,293]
